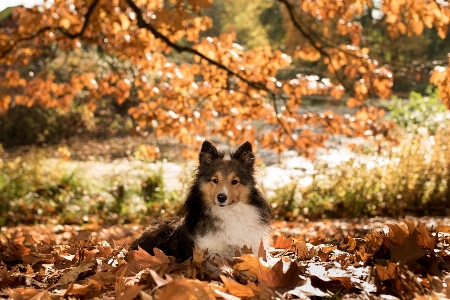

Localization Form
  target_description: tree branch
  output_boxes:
[277,0,354,94]
[125,0,272,94]
[0,0,100,60]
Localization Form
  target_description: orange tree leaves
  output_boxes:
[0,0,449,154]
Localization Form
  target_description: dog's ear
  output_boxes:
[199,140,221,165]
[231,141,254,167]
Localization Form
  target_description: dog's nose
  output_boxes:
[217,193,227,203]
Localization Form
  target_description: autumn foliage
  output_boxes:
[0,219,449,299]
[0,0,449,155]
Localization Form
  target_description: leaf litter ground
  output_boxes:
[1,217,449,299]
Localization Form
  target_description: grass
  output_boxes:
[0,152,185,226]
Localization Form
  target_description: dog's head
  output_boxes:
[197,140,256,207]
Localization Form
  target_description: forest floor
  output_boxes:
[1,217,449,299]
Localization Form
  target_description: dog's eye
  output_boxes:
[212,178,219,184]
[231,179,239,185]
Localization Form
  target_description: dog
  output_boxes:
[129,140,271,260]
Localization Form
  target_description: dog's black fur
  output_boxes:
[129,140,271,260]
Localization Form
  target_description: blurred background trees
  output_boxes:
[0,0,448,155]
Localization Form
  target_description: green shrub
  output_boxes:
[267,125,450,219]
[0,155,184,226]
[385,87,449,135]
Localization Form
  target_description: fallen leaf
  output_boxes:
[436,225,450,234]
[258,259,300,288]
[233,254,260,278]
[416,222,435,250]
[9,288,51,300]
[375,261,398,281]
[342,235,356,251]
[258,239,267,261]
[124,247,170,276]
[219,274,255,298]
[64,279,101,297]
[294,240,315,260]
[390,231,427,263]
[387,223,409,245]
[401,219,416,234]
[57,260,97,285]
[273,235,293,249]
[118,284,146,300]
[154,279,216,300]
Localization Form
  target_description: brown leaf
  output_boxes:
[375,262,398,281]
[342,235,356,251]
[401,219,416,234]
[57,260,97,285]
[294,240,315,260]
[257,259,300,288]
[257,239,267,261]
[387,223,409,245]
[193,244,207,278]
[364,232,385,253]
[390,231,427,263]
[416,222,435,250]
[124,247,171,276]
[64,279,101,297]
[22,253,54,265]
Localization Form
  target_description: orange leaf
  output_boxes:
[155,279,216,300]
[219,275,255,298]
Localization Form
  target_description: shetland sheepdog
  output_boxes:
[129,140,271,260]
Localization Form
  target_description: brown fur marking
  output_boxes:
[200,168,250,206]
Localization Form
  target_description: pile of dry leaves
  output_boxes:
[0,219,449,299]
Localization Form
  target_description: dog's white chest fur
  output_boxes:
[194,202,270,258]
